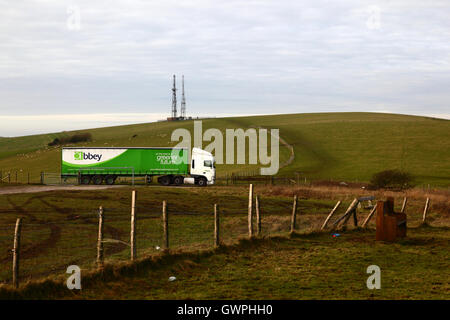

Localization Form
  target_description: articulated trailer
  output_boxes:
[61,147,215,186]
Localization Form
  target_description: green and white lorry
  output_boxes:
[61,147,215,186]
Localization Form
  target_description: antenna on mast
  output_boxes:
[171,74,177,119]
[180,75,186,119]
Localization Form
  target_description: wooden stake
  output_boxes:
[290,195,298,233]
[352,209,358,226]
[12,218,22,289]
[401,197,407,213]
[248,184,253,238]
[321,201,341,230]
[255,194,261,236]
[341,208,354,227]
[97,206,104,267]
[422,198,430,223]
[163,200,169,250]
[130,190,136,260]
[333,198,359,229]
[214,204,220,247]
[361,205,377,228]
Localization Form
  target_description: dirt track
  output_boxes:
[0,185,123,195]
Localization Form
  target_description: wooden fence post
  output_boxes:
[401,197,407,213]
[361,206,377,228]
[422,198,430,223]
[321,201,341,230]
[12,218,22,289]
[248,184,253,238]
[333,198,359,229]
[214,204,220,247]
[290,195,298,233]
[130,190,136,260]
[255,194,261,236]
[163,201,169,250]
[352,208,358,226]
[97,206,104,267]
[27,172,30,184]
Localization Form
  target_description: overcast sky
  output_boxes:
[1,0,449,136]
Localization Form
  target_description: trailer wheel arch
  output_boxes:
[158,175,171,186]
[173,176,184,185]
[92,175,104,185]
[105,175,117,185]
[80,175,92,185]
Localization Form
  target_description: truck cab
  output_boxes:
[190,147,216,186]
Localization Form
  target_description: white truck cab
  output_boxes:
[189,147,216,186]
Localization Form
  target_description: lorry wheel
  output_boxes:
[173,176,184,185]
[105,175,116,185]
[93,175,104,185]
[80,175,91,185]
[159,176,171,186]
[197,177,207,187]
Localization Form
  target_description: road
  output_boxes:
[0,185,124,195]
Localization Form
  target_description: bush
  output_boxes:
[48,133,92,146]
[68,133,92,143]
[369,169,414,190]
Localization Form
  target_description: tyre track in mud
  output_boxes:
[0,196,61,263]
[0,194,127,267]
[35,196,127,255]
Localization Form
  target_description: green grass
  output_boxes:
[0,112,449,186]
[63,227,449,300]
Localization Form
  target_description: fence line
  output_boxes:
[1,185,438,288]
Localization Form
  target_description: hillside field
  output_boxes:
[0,112,449,186]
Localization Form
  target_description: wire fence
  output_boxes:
[0,185,441,288]
[1,169,448,191]
[0,188,306,286]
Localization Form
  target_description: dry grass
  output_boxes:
[256,185,450,216]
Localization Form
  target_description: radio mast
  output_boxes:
[171,74,177,118]
[180,75,186,119]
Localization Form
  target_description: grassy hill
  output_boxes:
[0,112,449,186]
